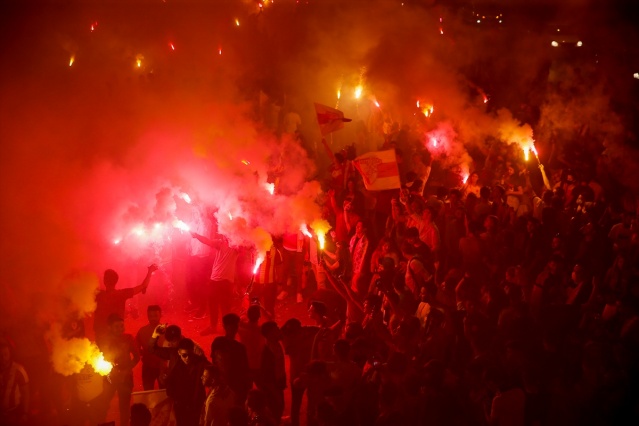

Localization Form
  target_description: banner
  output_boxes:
[131,389,175,426]
[353,150,401,191]
[314,103,352,136]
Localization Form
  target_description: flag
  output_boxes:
[314,103,352,136]
[131,389,176,426]
[353,150,401,191]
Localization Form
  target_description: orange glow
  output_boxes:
[69,55,75,67]
[374,100,380,108]
[218,47,222,55]
[354,85,363,99]
[337,89,341,100]
[317,233,326,250]
[90,353,113,376]
[524,148,530,162]
[439,27,444,35]
[462,174,469,184]
[241,159,250,166]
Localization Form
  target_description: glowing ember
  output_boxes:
[416,100,420,108]
[228,212,233,221]
[218,47,222,55]
[241,159,251,166]
[69,55,75,67]
[524,148,530,162]
[462,174,470,184]
[173,220,190,232]
[432,138,438,147]
[235,19,240,26]
[170,43,175,51]
[374,99,381,108]
[90,353,113,376]
[440,27,444,35]
[113,238,122,245]
[337,89,341,100]
[90,22,97,32]
[253,256,264,274]
[483,95,488,104]
[135,54,144,68]
[179,192,192,204]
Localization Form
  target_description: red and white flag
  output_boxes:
[353,150,401,191]
[314,103,352,136]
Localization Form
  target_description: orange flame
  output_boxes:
[91,353,113,376]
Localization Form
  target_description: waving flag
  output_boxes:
[353,150,401,191]
[315,103,352,136]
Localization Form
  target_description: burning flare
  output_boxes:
[69,55,75,67]
[91,353,113,376]
[310,219,330,250]
[173,220,190,232]
[264,183,275,195]
[300,224,313,238]
[253,256,264,274]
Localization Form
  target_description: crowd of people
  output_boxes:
[2,121,639,426]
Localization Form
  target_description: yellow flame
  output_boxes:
[91,353,113,376]
[69,55,75,67]
[337,89,341,100]
[354,85,363,99]
[310,219,330,250]
[235,19,240,26]
[524,148,530,162]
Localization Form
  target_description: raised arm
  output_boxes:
[133,264,158,295]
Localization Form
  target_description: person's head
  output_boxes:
[103,269,119,290]
[469,172,479,184]
[165,325,182,346]
[355,220,366,238]
[247,305,261,323]
[130,403,152,426]
[222,313,241,338]
[404,227,420,245]
[479,186,491,200]
[410,198,425,215]
[422,206,435,223]
[309,301,327,323]
[107,313,125,336]
[260,321,281,341]
[201,364,223,388]
[571,264,587,284]
[246,389,268,416]
[146,305,161,327]
[484,215,498,232]
[176,338,195,365]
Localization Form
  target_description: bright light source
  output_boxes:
[551,41,559,47]
[576,41,583,47]
[634,73,639,79]
[477,19,481,23]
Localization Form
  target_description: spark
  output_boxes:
[113,238,122,245]
[69,55,75,67]
[374,99,380,108]
[218,47,222,55]
[90,22,98,32]
[169,43,175,51]
[235,19,240,26]
[431,138,438,147]
[241,159,250,166]
[440,27,444,35]
[337,89,341,100]
[483,95,488,104]
[462,174,469,184]
[228,212,233,221]
[634,72,639,79]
